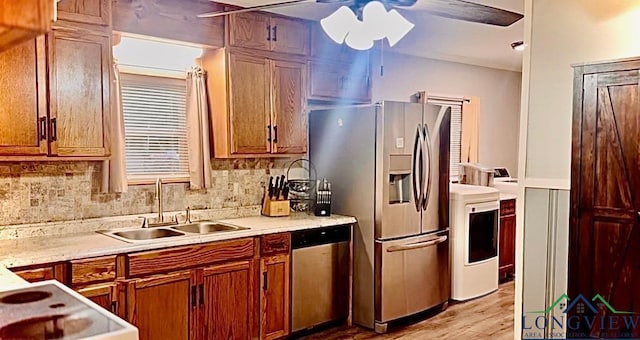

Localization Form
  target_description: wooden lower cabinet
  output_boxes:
[76,282,119,315]
[260,254,290,340]
[201,260,258,340]
[499,199,516,280]
[125,271,197,340]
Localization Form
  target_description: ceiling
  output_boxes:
[217,0,524,72]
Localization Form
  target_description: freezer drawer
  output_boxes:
[375,231,450,324]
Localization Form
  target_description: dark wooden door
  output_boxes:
[261,254,290,340]
[201,260,257,340]
[570,64,640,338]
[125,271,197,340]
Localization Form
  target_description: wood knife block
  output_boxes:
[261,193,290,217]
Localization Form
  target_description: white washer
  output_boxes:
[450,184,500,301]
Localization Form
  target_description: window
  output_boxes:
[113,35,203,181]
[121,74,189,179]
[427,96,464,179]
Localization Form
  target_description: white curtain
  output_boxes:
[102,60,128,193]
[186,67,212,190]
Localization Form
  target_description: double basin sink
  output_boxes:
[101,221,250,243]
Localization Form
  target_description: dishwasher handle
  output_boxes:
[386,235,447,252]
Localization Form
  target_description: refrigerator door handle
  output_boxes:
[421,124,433,211]
[386,235,448,252]
[412,125,422,212]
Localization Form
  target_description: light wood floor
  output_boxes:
[301,281,515,340]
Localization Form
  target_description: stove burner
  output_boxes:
[0,314,93,339]
[0,290,52,304]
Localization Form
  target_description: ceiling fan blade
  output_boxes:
[417,0,523,27]
[198,0,318,18]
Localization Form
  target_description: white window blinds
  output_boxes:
[427,97,463,179]
[120,73,189,178]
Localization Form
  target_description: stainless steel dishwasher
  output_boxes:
[291,224,351,334]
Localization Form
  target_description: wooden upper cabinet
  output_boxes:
[228,53,271,155]
[48,29,111,157]
[310,21,365,62]
[272,60,307,154]
[269,16,308,56]
[309,59,371,103]
[126,271,197,340]
[228,12,309,56]
[201,261,257,340]
[0,0,54,53]
[0,37,48,156]
[260,255,290,340]
[228,12,271,51]
[57,0,111,26]
[203,49,307,158]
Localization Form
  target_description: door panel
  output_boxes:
[202,261,256,340]
[376,231,449,323]
[0,37,48,155]
[126,271,195,340]
[269,16,309,55]
[57,0,110,26]
[272,60,306,154]
[378,102,422,240]
[228,52,271,154]
[261,255,290,340]
[48,30,110,156]
[229,12,270,51]
[570,68,640,338]
[76,283,118,315]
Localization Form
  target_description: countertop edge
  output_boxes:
[0,215,357,268]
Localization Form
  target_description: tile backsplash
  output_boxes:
[0,159,300,226]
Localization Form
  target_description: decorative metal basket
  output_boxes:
[286,158,317,212]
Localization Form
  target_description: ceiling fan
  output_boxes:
[198,0,524,28]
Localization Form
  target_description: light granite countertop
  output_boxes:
[0,214,356,268]
[500,193,517,201]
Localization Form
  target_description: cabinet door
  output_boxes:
[499,213,516,279]
[272,60,306,154]
[310,22,366,62]
[126,271,197,340]
[48,29,110,157]
[270,16,309,56]
[228,12,270,51]
[228,52,271,154]
[201,261,257,340]
[56,0,111,26]
[309,60,371,103]
[261,255,290,340]
[0,37,48,156]
[76,283,120,315]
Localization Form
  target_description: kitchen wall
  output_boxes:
[371,52,522,176]
[517,1,640,338]
[0,160,291,227]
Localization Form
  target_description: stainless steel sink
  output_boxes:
[111,228,185,241]
[171,222,249,234]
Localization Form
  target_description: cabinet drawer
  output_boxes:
[500,199,516,216]
[128,238,255,277]
[71,255,116,286]
[11,263,66,283]
[261,233,291,256]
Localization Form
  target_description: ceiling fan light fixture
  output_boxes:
[345,21,375,50]
[362,1,389,41]
[385,9,415,47]
[320,6,358,44]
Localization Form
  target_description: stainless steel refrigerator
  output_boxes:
[309,101,451,333]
